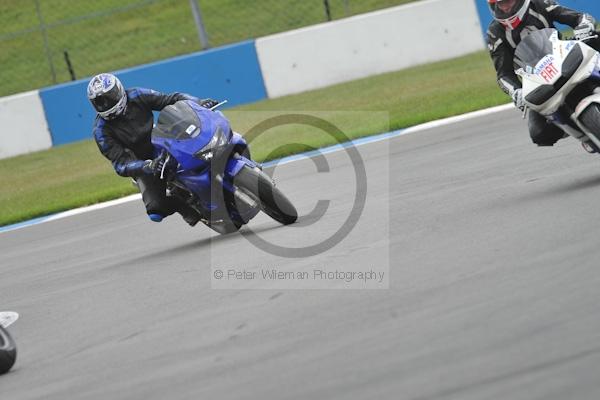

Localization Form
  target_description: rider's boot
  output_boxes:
[148,213,164,223]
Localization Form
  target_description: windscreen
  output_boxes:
[153,101,202,140]
[514,29,555,70]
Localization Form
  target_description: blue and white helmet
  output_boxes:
[87,73,127,120]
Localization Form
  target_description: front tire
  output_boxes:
[0,326,16,374]
[234,167,298,225]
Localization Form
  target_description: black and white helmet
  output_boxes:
[87,73,127,120]
[488,0,531,30]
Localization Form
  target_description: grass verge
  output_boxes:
[0,50,509,227]
[1,0,419,97]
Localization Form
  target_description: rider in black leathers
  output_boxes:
[486,0,598,147]
[88,73,219,225]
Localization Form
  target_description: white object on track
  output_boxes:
[0,312,19,329]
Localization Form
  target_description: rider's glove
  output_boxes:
[142,157,166,176]
[198,98,220,110]
[574,17,595,40]
[511,88,525,112]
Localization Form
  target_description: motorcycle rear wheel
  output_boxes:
[0,326,16,374]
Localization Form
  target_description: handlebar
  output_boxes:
[564,31,599,42]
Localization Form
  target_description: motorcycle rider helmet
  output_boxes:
[488,0,531,30]
[87,73,127,120]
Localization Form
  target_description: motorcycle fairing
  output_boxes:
[516,28,600,115]
[152,100,232,171]
[151,100,260,224]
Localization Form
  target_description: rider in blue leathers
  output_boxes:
[88,73,219,225]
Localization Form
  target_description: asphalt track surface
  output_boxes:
[2,108,600,399]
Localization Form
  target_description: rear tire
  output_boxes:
[0,326,16,374]
[579,103,600,148]
[234,167,298,225]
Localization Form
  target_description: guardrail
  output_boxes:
[256,0,483,98]
[0,91,52,159]
[39,40,267,146]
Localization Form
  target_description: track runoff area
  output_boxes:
[3,104,600,399]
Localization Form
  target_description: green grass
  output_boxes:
[0,50,509,227]
[0,0,419,97]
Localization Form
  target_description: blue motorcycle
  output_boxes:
[151,100,298,234]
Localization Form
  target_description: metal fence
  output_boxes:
[0,0,418,97]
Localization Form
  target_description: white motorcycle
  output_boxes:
[516,28,600,153]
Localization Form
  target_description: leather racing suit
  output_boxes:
[93,88,202,220]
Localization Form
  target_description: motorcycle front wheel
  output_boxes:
[234,166,298,225]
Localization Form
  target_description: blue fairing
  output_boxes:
[230,131,248,153]
[152,101,232,171]
[151,100,257,221]
[226,154,259,176]
[177,171,214,208]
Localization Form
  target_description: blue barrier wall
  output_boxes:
[40,40,267,146]
[474,0,600,38]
